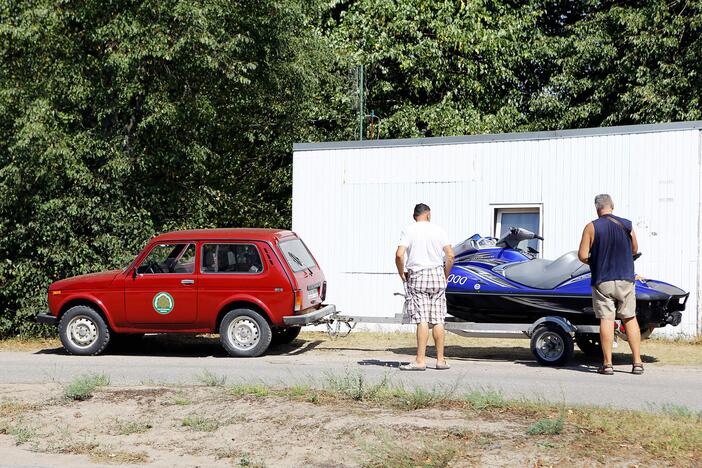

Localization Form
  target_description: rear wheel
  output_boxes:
[219,309,272,357]
[271,327,301,346]
[575,333,603,358]
[58,305,111,356]
[530,323,574,366]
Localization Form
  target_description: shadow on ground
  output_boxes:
[33,335,659,370]
[34,334,324,358]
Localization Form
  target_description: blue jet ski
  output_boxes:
[446,227,688,348]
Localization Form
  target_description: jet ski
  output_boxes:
[446,227,688,337]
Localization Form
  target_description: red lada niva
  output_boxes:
[36,229,335,357]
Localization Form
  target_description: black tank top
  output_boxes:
[590,215,635,286]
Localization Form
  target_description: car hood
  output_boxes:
[50,270,122,291]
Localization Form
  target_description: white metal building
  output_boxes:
[293,121,702,336]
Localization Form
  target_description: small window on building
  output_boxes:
[201,244,264,274]
[494,206,542,252]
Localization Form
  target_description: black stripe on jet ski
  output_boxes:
[446,291,592,299]
[502,296,584,314]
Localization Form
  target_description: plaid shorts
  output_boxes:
[403,266,447,325]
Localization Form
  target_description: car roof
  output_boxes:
[151,228,297,243]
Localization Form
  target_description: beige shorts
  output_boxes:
[592,280,636,320]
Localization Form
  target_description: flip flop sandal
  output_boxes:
[399,362,426,371]
[632,363,644,375]
[435,362,451,370]
[597,364,614,375]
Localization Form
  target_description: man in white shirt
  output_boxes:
[395,203,455,371]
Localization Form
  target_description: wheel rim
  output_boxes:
[227,317,261,351]
[66,316,99,349]
[536,331,565,361]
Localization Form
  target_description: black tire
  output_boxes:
[219,309,272,357]
[58,305,111,356]
[575,333,603,358]
[530,323,574,366]
[271,327,302,346]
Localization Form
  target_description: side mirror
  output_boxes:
[132,268,138,279]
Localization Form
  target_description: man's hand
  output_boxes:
[395,246,407,282]
[578,223,594,264]
[443,245,455,279]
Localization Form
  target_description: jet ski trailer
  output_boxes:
[307,227,688,367]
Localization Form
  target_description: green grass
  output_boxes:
[64,373,110,401]
[228,384,270,398]
[171,397,191,406]
[465,388,507,410]
[113,419,152,435]
[195,370,227,387]
[181,415,220,432]
[526,416,565,435]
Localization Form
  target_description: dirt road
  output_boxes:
[1,334,700,411]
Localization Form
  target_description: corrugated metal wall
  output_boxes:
[293,128,701,336]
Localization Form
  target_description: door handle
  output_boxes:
[181,279,195,285]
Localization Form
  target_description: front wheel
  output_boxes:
[530,324,574,366]
[219,309,272,357]
[58,305,111,355]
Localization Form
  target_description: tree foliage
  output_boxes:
[0,0,324,336]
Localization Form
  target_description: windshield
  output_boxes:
[279,238,317,273]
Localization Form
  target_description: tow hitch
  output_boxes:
[310,313,357,339]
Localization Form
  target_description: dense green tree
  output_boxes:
[0,0,324,336]
[529,0,702,128]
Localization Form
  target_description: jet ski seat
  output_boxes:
[503,251,590,290]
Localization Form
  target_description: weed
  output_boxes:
[91,448,149,464]
[324,372,391,401]
[113,419,152,435]
[238,451,265,467]
[229,384,270,397]
[181,415,220,432]
[64,373,110,401]
[363,440,458,468]
[527,417,564,436]
[656,403,701,420]
[391,385,453,410]
[196,370,227,387]
[10,424,36,445]
[172,397,191,406]
[465,388,506,410]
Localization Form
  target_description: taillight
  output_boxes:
[294,289,303,312]
[321,281,327,301]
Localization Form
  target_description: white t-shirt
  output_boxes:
[398,221,450,271]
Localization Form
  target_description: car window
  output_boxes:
[279,238,317,273]
[201,243,264,274]
[136,243,196,274]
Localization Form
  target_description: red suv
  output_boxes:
[36,229,334,357]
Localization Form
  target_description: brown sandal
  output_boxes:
[597,364,614,375]
[632,363,644,375]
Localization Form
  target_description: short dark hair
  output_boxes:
[413,203,431,219]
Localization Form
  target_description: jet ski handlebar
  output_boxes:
[497,227,543,250]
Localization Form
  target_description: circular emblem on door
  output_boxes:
[153,292,174,315]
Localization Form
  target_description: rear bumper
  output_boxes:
[283,304,336,326]
[36,313,58,325]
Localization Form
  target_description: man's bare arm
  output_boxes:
[443,245,455,279]
[578,223,594,264]
[631,229,639,254]
[395,246,407,282]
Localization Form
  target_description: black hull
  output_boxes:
[446,291,677,329]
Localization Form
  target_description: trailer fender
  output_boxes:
[527,316,576,337]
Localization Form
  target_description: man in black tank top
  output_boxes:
[578,194,644,376]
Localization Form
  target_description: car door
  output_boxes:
[125,242,198,325]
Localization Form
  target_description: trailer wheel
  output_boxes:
[219,309,272,357]
[530,323,574,366]
[58,305,111,356]
[271,327,301,346]
[575,333,603,358]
